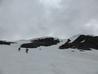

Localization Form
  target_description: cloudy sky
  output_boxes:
[0,0,98,41]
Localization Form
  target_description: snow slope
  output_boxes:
[0,40,98,74]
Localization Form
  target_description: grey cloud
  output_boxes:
[0,0,98,40]
[51,0,98,37]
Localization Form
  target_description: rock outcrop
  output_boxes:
[59,35,98,51]
[18,37,60,53]
[0,40,14,45]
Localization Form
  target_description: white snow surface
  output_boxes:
[0,40,98,74]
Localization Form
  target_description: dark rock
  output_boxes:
[59,35,98,51]
[0,40,14,45]
[18,37,60,53]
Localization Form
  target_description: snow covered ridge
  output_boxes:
[59,34,98,51]
[1,35,98,74]
[0,38,98,74]
[1,35,98,53]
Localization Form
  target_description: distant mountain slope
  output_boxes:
[1,35,98,52]
[0,40,15,45]
[59,34,98,51]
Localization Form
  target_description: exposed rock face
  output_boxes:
[59,35,98,51]
[0,40,14,45]
[18,37,60,53]
[31,37,60,46]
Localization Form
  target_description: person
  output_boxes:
[26,48,29,53]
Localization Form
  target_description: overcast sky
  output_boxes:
[0,0,98,41]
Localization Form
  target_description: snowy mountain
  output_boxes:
[0,36,98,74]
[59,34,98,51]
